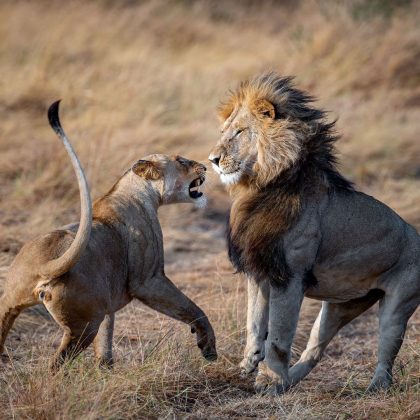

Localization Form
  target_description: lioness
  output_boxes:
[209,73,419,394]
[0,101,217,368]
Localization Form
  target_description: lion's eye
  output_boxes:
[235,128,245,137]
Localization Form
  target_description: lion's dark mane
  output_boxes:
[226,74,353,287]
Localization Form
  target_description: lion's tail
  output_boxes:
[39,101,92,279]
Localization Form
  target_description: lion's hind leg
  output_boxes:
[288,290,383,387]
[368,273,419,392]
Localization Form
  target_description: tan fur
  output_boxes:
[0,108,216,369]
[216,74,305,188]
[132,159,163,180]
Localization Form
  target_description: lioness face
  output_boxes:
[132,154,207,206]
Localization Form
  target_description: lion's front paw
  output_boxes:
[366,375,392,393]
[239,347,264,375]
[254,363,289,396]
[366,367,393,393]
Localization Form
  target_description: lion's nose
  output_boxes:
[209,155,220,167]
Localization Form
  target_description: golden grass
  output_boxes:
[0,0,419,418]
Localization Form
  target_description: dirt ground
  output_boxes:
[0,1,419,418]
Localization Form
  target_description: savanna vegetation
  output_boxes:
[0,0,419,418]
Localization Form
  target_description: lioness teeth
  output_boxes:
[189,178,204,198]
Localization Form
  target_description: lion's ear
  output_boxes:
[254,98,275,119]
[217,101,235,122]
[132,160,162,180]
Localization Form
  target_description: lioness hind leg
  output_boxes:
[288,290,383,387]
[93,313,115,368]
[50,321,101,371]
[368,288,419,392]
[0,291,36,356]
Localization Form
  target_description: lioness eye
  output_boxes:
[236,128,244,137]
[176,157,187,167]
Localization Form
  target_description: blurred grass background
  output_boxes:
[0,0,419,418]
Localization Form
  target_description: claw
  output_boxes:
[254,381,287,396]
[239,353,262,375]
[240,368,253,378]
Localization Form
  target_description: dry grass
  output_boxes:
[0,0,419,418]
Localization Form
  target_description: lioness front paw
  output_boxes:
[194,322,218,362]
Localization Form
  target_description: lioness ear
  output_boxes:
[254,98,275,119]
[132,160,162,180]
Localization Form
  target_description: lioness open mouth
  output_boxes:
[189,177,204,199]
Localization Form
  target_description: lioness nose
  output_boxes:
[209,155,220,167]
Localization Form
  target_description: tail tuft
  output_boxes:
[48,100,63,136]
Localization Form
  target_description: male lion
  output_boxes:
[0,101,217,368]
[209,73,419,394]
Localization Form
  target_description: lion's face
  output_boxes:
[132,154,207,206]
[209,104,261,185]
[209,77,306,188]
